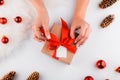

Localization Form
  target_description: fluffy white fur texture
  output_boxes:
[0,0,75,58]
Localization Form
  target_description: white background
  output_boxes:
[0,0,120,80]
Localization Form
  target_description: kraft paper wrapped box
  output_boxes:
[41,19,78,64]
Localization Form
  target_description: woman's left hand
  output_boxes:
[70,17,92,47]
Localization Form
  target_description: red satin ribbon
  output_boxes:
[48,18,77,59]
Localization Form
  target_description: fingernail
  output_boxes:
[76,44,79,48]
[47,34,51,39]
[71,36,74,39]
[74,40,77,44]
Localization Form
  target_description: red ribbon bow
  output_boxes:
[48,18,77,59]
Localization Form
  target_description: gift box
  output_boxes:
[41,19,78,64]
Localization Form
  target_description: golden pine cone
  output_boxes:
[1,71,16,80]
[27,72,39,80]
[101,14,115,28]
[99,0,118,9]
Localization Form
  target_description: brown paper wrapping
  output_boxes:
[41,23,75,64]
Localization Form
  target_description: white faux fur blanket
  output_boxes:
[0,0,75,59]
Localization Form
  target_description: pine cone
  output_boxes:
[101,14,115,28]
[99,0,118,9]
[1,71,16,80]
[27,72,39,80]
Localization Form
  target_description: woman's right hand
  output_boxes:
[31,0,51,42]
[32,7,51,42]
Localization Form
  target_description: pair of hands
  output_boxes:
[32,8,91,47]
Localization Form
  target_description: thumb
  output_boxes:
[43,25,51,39]
[70,26,75,39]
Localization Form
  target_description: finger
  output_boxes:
[76,26,91,47]
[81,25,91,44]
[32,25,47,41]
[75,24,88,43]
[76,33,87,47]
[34,37,46,42]
[70,26,76,39]
[34,33,47,41]
[34,37,43,42]
[34,34,43,42]
[42,25,51,39]
[34,30,43,38]
[32,25,40,32]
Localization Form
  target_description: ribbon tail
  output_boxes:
[61,18,70,41]
[52,50,59,60]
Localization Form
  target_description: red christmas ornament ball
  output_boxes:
[96,60,106,69]
[1,36,9,44]
[0,0,4,5]
[14,16,22,23]
[84,76,94,80]
[115,67,120,73]
[0,17,7,24]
